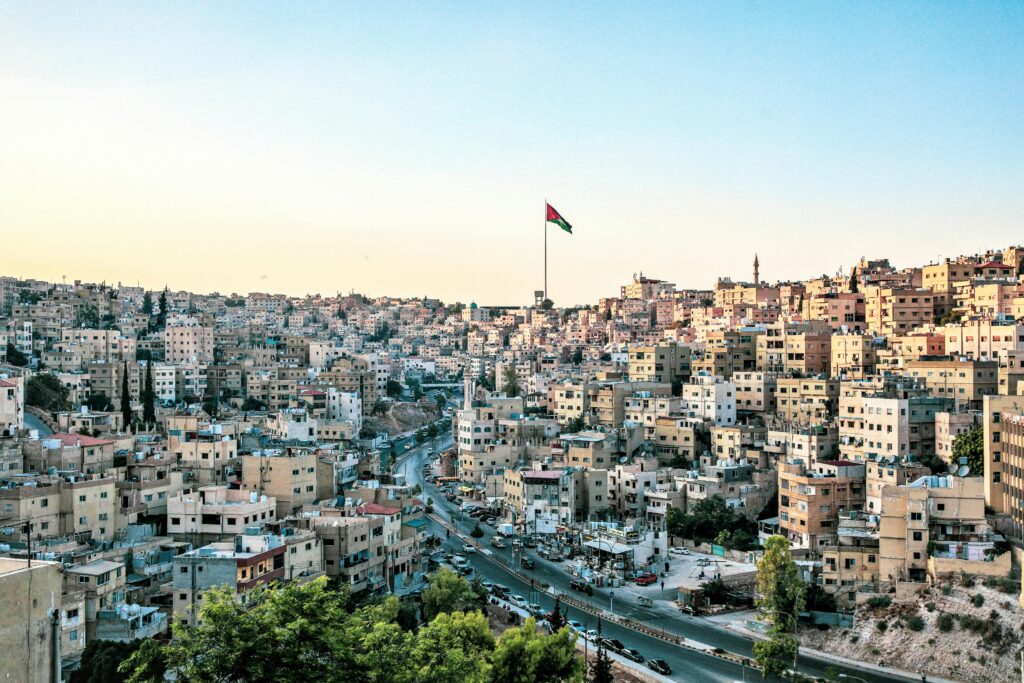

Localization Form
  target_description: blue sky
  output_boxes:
[1,2,1021,303]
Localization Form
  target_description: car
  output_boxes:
[463,544,476,554]
[567,621,585,634]
[669,547,690,556]
[520,557,535,570]
[634,573,658,586]
[585,629,601,643]
[510,595,528,609]
[491,536,507,549]
[622,648,644,663]
[647,659,672,675]
[569,579,593,595]
[523,536,537,548]
[457,566,474,577]
[404,444,412,450]
[490,584,510,599]
[527,603,543,616]
[485,517,497,526]
[480,580,494,591]
[601,638,625,654]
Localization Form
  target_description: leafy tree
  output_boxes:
[412,610,494,683]
[666,496,759,548]
[78,303,100,328]
[71,638,149,683]
[753,535,805,677]
[571,348,584,365]
[702,576,730,605]
[490,617,582,683]
[26,373,70,412]
[120,360,132,427]
[804,583,838,613]
[434,393,447,410]
[421,568,485,621]
[241,397,267,411]
[564,416,585,434]
[372,399,389,417]
[124,578,358,683]
[156,288,168,330]
[141,291,153,315]
[85,391,114,412]
[938,309,962,325]
[386,379,403,398]
[952,425,984,475]
[427,423,439,438]
[470,521,484,538]
[143,360,156,424]
[5,343,28,366]
[415,430,426,444]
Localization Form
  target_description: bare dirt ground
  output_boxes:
[800,575,1024,683]
[363,399,440,436]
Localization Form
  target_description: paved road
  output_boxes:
[400,442,926,683]
[24,411,53,436]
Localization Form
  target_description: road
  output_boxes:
[397,439,925,683]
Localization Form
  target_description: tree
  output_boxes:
[548,595,567,630]
[141,291,153,315]
[71,638,151,683]
[435,393,447,410]
[665,496,759,548]
[143,360,156,423]
[490,617,582,683]
[241,397,266,411]
[5,343,28,366]
[571,348,584,365]
[753,535,805,678]
[564,416,585,434]
[78,303,100,328]
[85,391,114,412]
[156,288,168,330]
[421,568,485,621]
[470,521,484,538]
[427,423,439,438]
[26,373,70,412]
[952,425,984,475]
[372,399,389,417]
[120,360,132,428]
[412,610,494,683]
[386,379,403,398]
[589,620,614,683]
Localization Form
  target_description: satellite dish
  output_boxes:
[888,456,896,465]
[947,462,958,474]
[957,466,970,477]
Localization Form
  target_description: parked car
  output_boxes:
[463,543,476,554]
[669,547,689,556]
[601,638,625,654]
[622,648,644,663]
[491,536,507,549]
[523,536,538,548]
[569,579,594,595]
[490,584,510,599]
[485,517,497,526]
[567,621,585,634]
[510,595,528,609]
[634,573,657,586]
[527,603,543,616]
[520,557,535,570]
[585,629,601,643]
[647,659,672,674]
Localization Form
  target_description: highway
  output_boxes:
[394,434,917,683]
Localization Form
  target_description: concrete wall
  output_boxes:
[0,559,62,683]
[928,550,1012,580]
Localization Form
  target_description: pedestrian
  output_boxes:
[661,581,665,592]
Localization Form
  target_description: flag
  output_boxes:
[546,203,572,234]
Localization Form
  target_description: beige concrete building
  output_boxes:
[774,377,838,427]
[733,371,777,415]
[0,558,62,683]
[756,321,832,376]
[164,324,215,364]
[240,449,319,516]
[934,411,979,465]
[941,320,1024,362]
[692,330,758,379]
[778,458,865,551]
[830,334,878,379]
[627,343,691,384]
[864,286,935,336]
[168,485,277,544]
[903,357,998,408]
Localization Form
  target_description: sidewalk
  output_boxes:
[722,619,960,683]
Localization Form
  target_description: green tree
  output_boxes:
[548,595,567,631]
[421,568,485,621]
[5,343,28,366]
[85,391,114,412]
[564,416,585,433]
[571,348,584,365]
[156,288,168,330]
[753,535,805,677]
[78,303,100,328]
[26,373,70,412]
[372,399,389,417]
[120,360,132,427]
[489,617,583,683]
[386,379,403,398]
[589,620,614,683]
[142,291,153,315]
[143,360,156,423]
[952,425,984,475]
[470,521,484,538]
[412,610,494,683]
[71,638,149,683]
[123,578,358,683]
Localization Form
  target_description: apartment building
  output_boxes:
[167,486,277,544]
[756,321,832,376]
[691,330,758,379]
[864,286,935,336]
[163,324,214,364]
[830,334,878,379]
[732,371,777,415]
[941,320,1024,362]
[503,469,575,533]
[774,377,838,427]
[820,511,880,605]
[239,448,318,516]
[778,458,865,551]
[985,396,1024,541]
[0,558,63,683]
[167,417,239,486]
[627,343,691,384]
[680,373,736,426]
[934,411,979,465]
[0,377,24,433]
[903,357,998,408]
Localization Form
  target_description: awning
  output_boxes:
[584,539,632,555]
[457,486,473,494]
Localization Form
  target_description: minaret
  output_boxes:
[753,254,760,285]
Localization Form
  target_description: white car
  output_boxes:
[510,595,528,608]
[585,629,601,643]
[463,543,476,554]
[567,621,585,634]
[670,547,690,556]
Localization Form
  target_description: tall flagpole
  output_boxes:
[543,198,548,304]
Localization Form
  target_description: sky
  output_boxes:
[1,2,1022,305]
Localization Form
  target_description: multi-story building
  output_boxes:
[239,448,318,516]
[503,469,575,533]
[777,458,865,551]
[167,486,277,545]
[774,377,838,427]
[680,373,736,426]
[756,321,832,376]
[903,357,998,409]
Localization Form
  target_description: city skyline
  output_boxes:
[3,3,1022,303]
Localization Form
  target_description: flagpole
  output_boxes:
[543,198,548,304]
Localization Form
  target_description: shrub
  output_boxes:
[972,593,985,608]
[961,573,976,588]
[937,612,954,632]
[925,601,936,612]
[906,615,925,631]
[941,584,953,596]
[982,576,1019,594]
[866,596,892,609]
[876,621,888,632]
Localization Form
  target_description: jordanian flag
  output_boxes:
[546,203,572,234]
